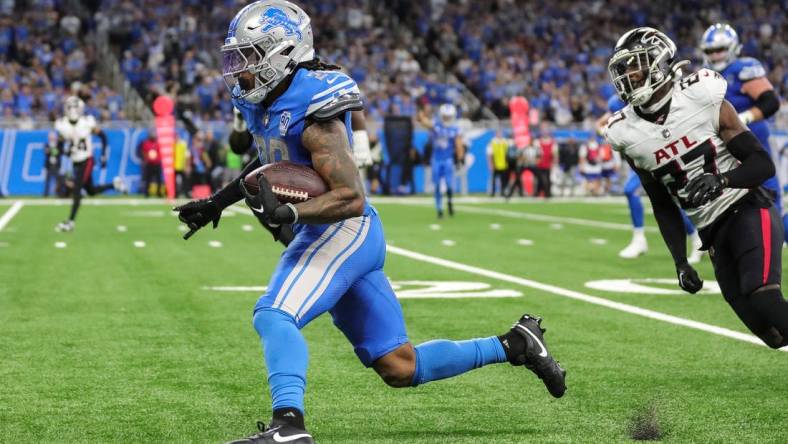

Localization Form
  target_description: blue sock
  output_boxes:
[681,211,696,235]
[626,191,644,228]
[253,309,308,413]
[411,337,507,386]
[624,174,644,228]
[434,185,442,212]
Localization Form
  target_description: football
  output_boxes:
[243,161,328,204]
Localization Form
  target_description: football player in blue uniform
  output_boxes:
[597,95,703,262]
[700,23,784,240]
[419,103,465,218]
[174,2,565,443]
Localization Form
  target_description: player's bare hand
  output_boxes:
[676,263,703,294]
[173,198,221,240]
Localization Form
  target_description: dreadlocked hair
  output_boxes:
[297,57,342,71]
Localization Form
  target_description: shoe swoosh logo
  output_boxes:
[272,431,312,442]
[516,324,548,358]
[250,205,265,214]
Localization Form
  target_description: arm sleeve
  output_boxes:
[629,157,688,266]
[721,130,775,188]
[753,89,780,119]
[211,155,262,209]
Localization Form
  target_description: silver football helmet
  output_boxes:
[64,96,85,121]
[439,103,457,124]
[699,23,740,71]
[221,0,315,104]
[608,27,680,107]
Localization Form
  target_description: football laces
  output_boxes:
[271,185,309,202]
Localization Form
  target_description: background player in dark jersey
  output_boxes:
[606,27,788,350]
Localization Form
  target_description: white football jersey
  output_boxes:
[605,69,747,229]
[54,115,97,163]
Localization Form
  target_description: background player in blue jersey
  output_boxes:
[700,23,784,240]
[418,103,466,218]
[597,95,703,262]
[174,2,565,443]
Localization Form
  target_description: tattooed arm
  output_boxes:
[295,118,365,224]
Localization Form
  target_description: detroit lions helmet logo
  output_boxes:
[257,8,303,40]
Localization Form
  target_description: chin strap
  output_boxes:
[639,86,673,114]
[637,60,689,115]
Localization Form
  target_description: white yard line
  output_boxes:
[0,198,180,206]
[454,205,658,233]
[386,245,787,352]
[0,201,23,231]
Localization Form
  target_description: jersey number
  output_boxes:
[651,139,717,209]
[253,135,290,163]
[679,73,700,90]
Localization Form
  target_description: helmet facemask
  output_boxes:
[222,38,296,104]
[609,45,673,107]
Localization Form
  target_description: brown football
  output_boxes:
[243,161,328,204]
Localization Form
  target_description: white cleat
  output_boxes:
[619,236,648,259]
[113,176,128,194]
[688,233,705,264]
[55,220,75,232]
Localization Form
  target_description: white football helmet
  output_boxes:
[438,103,457,124]
[221,0,315,104]
[608,27,680,107]
[699,23,740,71]
[64,96,85,121]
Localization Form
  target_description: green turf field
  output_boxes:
[1,197,786,443]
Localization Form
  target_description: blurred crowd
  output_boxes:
[96,0,465,125]
[0,0,124,124]
[409,0,787,122]
[1,0,786,132]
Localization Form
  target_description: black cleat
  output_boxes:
[507,314,566,398]
[437,209,444,219]
[226,421,314,444]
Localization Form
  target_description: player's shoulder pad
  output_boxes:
[680,69,727,108]
[85,115,97,127]
[734,57,766,81]
[304,71,363,121]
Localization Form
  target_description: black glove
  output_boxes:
[686,173,726,207]
[676,262,703,294]
[258,220,295,246]
[173,198,222,240]
[239,174,297,225]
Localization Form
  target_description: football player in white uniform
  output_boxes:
[605,28,788,349]
[54,96,127,232]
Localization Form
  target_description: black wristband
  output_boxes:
[272,203,297,224]
[211,180,243,210]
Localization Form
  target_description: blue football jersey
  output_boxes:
[431,119,459,163]
[232,68,359,167]
[720,57,770,146]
